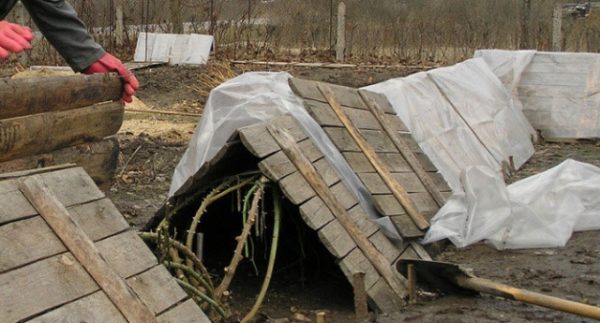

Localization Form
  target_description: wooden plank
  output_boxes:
[267,124,408,301]
[318,220,356,258]
[325,127,401,153]
[127,265,188,315]
[96,231,159,279]
[0,163,76,180]
[389,215,424,239]
[369,231,401,263]
[305,99,382,130]
[289,78,373,111]
[0,138,120,189]
[357,172,427,194]
[38,166,105,207]
[0,167,105,225]
[278,158,339,205]
[157,299,211,323]
[299,196,335,231]
[319,86,429,230]
[347,204,379,237]
[417,153,439,172]
[19,176,157,323]
[343,152,411,173]
[0,102,124,162]
[338,248,380,291]
[374,193,438,216]
[238,115,308,158]
[0,187,38,225]
[27,292,127,323]
[360,90,447,207]
[368,277,405,314]
[25,266,197,322]
[0,253,99,322]
[258,139,322,181]
[0,199,129,272]
[0,73,122,120]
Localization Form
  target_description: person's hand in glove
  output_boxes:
[0,21,33,59]
[83,52,139,103]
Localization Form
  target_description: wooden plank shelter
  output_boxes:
[157,77,451,314]
[0,73,124,189]
[288,78,452,238]
[0,166,209,322]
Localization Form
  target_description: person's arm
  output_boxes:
[20,0,104,72]
[20,0,138,102]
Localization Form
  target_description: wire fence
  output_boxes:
[4,0,600,67]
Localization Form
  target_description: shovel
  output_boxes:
[397,259,600,320]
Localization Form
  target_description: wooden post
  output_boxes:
[353,272,369,323]
[520,0,531,49]
[336,2,346,62]
[316,311,327,323]
[115,2,125,47]
[552,4,562,52]
[169,0,183,33]
[407,263,417,304]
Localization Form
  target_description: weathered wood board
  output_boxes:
[289,77,451,239]
[238,116,409,313]
[0,102,124,163]
[0,166,209,322]
[0,138,119,189]
[0,73,122,119]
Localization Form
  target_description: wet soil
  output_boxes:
[109,63,600,322]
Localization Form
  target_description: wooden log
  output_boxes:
[19,176,158,323]
[318,84,429,230]
[0,138,119,189]
[0,73,122,119]
[267,124,408,301]
[0,102,123,163]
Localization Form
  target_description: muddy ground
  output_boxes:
[110,63,600,322]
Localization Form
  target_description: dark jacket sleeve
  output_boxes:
[21,0,105,71]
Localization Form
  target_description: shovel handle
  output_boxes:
[456,276,600,320]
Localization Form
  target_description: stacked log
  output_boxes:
[0,73,124,189]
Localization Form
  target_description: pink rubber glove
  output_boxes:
[83,53,139,103]
[0,21,33,59]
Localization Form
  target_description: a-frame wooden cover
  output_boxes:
[0,165,209,322]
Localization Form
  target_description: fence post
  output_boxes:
[115,2,124,47]
[552,4,562,52]
[336,1,346,62]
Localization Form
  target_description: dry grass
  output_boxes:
[192,62,240,98]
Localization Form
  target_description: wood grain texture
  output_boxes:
[0,167,105,225]
[267,124,408,301]
[318,84,429,230]
[27,292,127,323]
[0,253,99,322]
[0,73,122,119]
[157,299,211,323]
[19,176,157,323]
[0,199,129,272]
[0,138,120,189]
[0,102,124,162]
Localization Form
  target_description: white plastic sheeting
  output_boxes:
[364,58,535,191]
[170,72,403,240]
[428,59,536,169]
[424,159,600,249]
[476,49,600,139]
[134,33,213,65]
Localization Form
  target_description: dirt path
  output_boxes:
[109,64,600,322]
